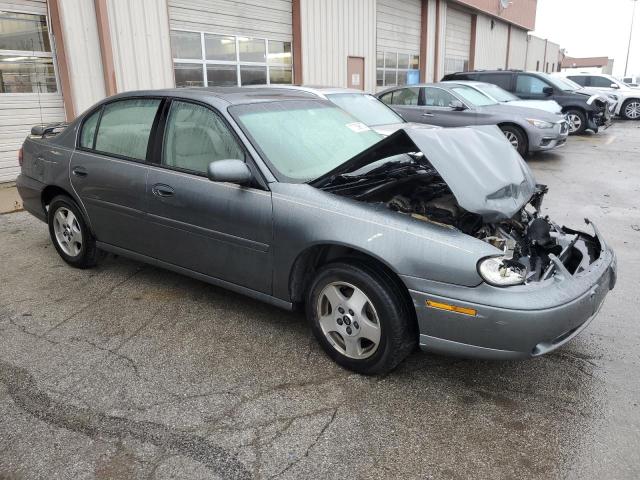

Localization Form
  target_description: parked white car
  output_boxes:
[554,72,640,120]
[441,80,562,115]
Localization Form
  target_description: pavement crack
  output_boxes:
[0,358,251,480]
[269,408,338,479]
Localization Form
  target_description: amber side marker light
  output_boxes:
[426,300,477,317]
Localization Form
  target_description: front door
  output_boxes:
[419,86,476,127]
[347,56,365,90]
[70,98,162,252]
[144,100,273,294]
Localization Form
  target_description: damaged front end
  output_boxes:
[312,125,604,287]
[586,94,614,132]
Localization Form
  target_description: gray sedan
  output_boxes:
[17,88,615,374]
[377,83,569,156]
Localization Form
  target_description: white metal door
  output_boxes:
[444,8,472,75]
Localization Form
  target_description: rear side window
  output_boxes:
[515,75,550,95]
[93,99,161,161]
[383,88,420,106]
[567,75,588,86]
[478,73,512,90]
[423,87,457,107]
[80,109,100,149]
[163,100,244,174]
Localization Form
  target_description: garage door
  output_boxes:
[444,8,472,75]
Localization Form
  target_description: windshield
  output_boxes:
[450,85,497,106]
[231,100,382,182]
[327,93,404,127]
[475,83,519,102]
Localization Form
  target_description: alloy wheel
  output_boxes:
[504,131,519,149]
[316,281,381,360]
[53,207,83,257]
[567,114,582,133]
[625,101,640,119]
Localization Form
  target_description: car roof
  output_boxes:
[246,85,370,97]
[104,87,322,106]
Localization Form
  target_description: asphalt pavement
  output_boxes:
[1,121,639,479]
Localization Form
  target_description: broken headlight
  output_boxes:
[477,256,527,287]
[526,118,555,129]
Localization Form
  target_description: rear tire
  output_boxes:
[500,125,528,157]
[565,109,587,134]
[621,99,640,120]
[48,195,99,269]
[306,261,417,375]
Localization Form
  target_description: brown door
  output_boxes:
[347,56,365,90]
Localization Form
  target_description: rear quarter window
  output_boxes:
[477,73,512,90]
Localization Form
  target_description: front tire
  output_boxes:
[306,261,417,375]
[565,109,587,134]
[48,195,99,269]
[500,125,528,157]
[621,99,640,120]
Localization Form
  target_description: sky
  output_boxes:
[531,0,639,78]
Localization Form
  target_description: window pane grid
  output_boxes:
[170,29,292,88]
[0,11,59,94]
[376,50,420,88]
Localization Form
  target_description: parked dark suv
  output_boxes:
[441,70,613,134]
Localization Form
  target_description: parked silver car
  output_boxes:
[17,88,615,374]
[377,83,569,156]
[256,85,439,136]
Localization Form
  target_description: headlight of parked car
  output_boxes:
[526,118,555,129]
[477,256,527,287]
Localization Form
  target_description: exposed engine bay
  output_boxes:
[321,155,601,283]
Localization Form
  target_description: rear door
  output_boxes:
[144,99,273,294]
[70,98,162,252]
[378,87,423,122]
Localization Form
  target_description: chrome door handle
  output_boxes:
[152,184,175,197]
[72,166,88,177]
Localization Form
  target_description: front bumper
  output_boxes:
[403,224,616,359]
[529,120,569,152]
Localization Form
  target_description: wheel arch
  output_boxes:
[498,122,529,151]
[288,243,415,317]
[41,186,95,236]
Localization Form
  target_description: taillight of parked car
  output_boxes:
[18,146,23,167]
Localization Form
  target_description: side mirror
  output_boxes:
[207,159,252,185]
[449,100,467,111]
[542,86,554,96]
[610,83,620,89]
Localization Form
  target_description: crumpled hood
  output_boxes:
[312,124,536,222]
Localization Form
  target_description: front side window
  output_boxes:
[231,101,381,181]
[376,51,420,87]
[327,93,403,126]
[93,99,161,161]
[423,87,458,107]
[515,75,551,95]
[0,11,57,93]
[170,30,292,87]
[163,101,244,174]
[450,86,496,106]
[590,76,615,88]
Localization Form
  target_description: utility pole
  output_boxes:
[625,0,638,77]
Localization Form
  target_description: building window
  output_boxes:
[170,30,292,87]
[0,11,58,93]
[376,51,420,88]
